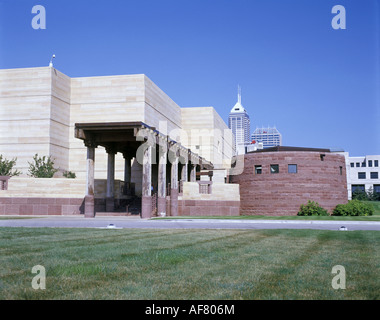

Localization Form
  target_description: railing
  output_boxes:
[197,181,213,194]
[166,180,213,195]
[0,176,10,190]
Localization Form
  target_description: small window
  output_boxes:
[368,160,373,167]
[288,164,297,173]
[358,172,366,179]
[375,160,379,167]
[270,164,279,174]
[255,165,262,174]
[339,166,343,175]
[350,163,354,168]
[370,172,379,179]
[362,162,366,167]
[356,163,360,167]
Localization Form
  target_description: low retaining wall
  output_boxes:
[0,197,84,215]
[178,200,240,216]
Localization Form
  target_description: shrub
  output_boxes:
[28,154,58,178]
[332,200,374,216]
[63,170,76,179]
[0,155,21,177]
[366,187,380,201]
[297,200,329,216]
[352,189,368,201]
[352,188,380,201]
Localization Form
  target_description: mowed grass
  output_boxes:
[0,227,379,300]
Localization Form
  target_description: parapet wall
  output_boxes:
[178,181,240,216]
[0,177,123,216]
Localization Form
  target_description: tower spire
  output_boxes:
[238,85,241,104]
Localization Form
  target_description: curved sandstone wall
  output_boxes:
[230,151,348,216]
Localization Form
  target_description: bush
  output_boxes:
[352,189,368,201]
[332,200,374,216]
[28,154,58,178]
[0,155,21,177]
[63,170,76,179]
[297,200,329,216]
[352,188,380,201]
[366,188,380,201]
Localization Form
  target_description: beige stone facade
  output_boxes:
[0,66,238,217]
[0,67,233,179]
[181,107,234,169]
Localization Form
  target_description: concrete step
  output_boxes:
[95,212,141,218]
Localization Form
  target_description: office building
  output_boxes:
[251,127,282,149]
[228,87,251,155]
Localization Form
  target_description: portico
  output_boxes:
[75,121,212,218]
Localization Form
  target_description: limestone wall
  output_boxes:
[69,74,146,180]
[181,107,234,169]
[0,67,53,175]
[1,67,233,196]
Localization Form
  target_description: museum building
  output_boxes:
[0,66,238,218]
[0,67,348,217]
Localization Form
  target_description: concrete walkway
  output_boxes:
[1,215,380,231]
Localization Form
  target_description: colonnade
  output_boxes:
[83,138,200,218]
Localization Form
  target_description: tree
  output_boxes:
[28,154,58,178]
[0,155,21,177]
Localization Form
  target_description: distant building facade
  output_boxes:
[228,87,250,155]
[337,152,380,199]
[251,127,282,149]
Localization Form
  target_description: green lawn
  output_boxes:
[0,227,379,300]
[366,201,380,215]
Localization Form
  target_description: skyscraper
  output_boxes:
[228,86,251,155]
[251,127,282,149]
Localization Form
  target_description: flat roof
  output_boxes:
[249,146,331,153]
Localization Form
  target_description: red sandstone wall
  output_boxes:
[0,197,83,215]
[230,151,348,216]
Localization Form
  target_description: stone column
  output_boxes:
[141,145,152,219]
[85,142,96,218]
[181,163,188,182]
[106,147,116,212]
[170,156,179,216]
[190,164,197,182]
[123,153,132,195]
[157,146,167,216]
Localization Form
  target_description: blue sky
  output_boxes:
[0,0,379,156]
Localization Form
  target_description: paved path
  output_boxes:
[1,216,380,231]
